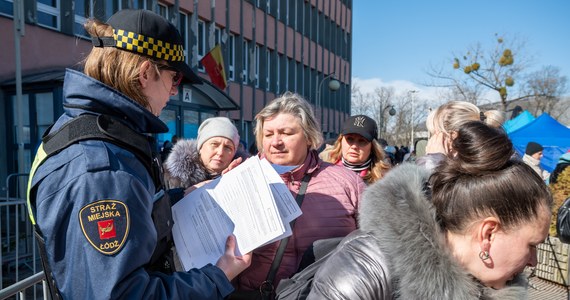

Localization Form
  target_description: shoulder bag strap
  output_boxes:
[260,173,312,297]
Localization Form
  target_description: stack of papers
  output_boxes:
[171,156,302,271]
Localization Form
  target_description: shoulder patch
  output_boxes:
[79,200,130,255]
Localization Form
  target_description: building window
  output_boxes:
[157,108,176,147]
[288,58,294,92]
[302,2,308,36]
[37,0,60,30]
[0,0,14,17]
[266,49,271,92]
[296,62,302,95]
[179,12,188,63]
[197,20,206,71]
[292,0,297,30]
[74,0,93,38]
[10,91,56,174]
[242,39,250,83]
[276,53,281,94]
[183,110,200,138]
[104,0,122,20]
[228,34,235,81]
[254,44,260,88]
[35,92,55,142]
[129,0,152,10]
[269,0,278,17]
[214,26,222,45]
[157,3,168,18]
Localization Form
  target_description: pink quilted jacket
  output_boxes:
[235,150,365,292]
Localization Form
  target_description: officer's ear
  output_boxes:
[138,60,154,88]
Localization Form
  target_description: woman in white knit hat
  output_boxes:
[165,116,242,189]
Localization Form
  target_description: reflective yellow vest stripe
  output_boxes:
[26,143,48,225]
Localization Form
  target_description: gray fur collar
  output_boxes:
[359,163,528,300]
[164,139,210,189]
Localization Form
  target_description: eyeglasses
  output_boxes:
[155,63,183,87]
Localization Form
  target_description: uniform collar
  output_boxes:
[62,69,168,134]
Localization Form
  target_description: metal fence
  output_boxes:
[1,173,47,299]
[0,272,48,300]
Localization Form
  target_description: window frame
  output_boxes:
[37,0,61,30]
[197,19,206,71]
[228,33,236,81]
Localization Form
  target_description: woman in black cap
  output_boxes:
[26,9,250,300]
[322,115,390,185]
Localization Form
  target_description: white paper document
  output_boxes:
[172,156,302,271]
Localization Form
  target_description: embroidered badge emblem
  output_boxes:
[79,200,130,255]
[354,116,366,127]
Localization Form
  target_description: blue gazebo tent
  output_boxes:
[503,110,535,134]
[508,113,570,172]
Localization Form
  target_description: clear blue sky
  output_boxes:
[352,1,570,89]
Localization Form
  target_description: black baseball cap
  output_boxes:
[341,115,378,142]
[92,9,202,84]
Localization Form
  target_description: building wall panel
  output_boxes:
[215,0,226,27]
[242,2,253,40]
[295,31,302,61]
[229,3,241,33]
[266,15,276,49]
[198,0,211,21]
[286,27,294,59]
[255,8,265,43]
[277,22,285,54]
[0,20,91,79]
[242,85,254,121]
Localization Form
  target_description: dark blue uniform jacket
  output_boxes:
[29,69,233,299]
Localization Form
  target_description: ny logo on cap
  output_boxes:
[354,116,366,127]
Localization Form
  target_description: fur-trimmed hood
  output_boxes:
[164,139,210,189]
[359,163,528,299]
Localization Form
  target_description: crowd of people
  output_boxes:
[25,8,565,300]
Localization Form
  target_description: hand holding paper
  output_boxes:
[215,235,252,280]
[171,156,302,271]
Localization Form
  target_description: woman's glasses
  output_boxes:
[155,63,183,87]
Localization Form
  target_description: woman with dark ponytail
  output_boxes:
[307,121,552,299]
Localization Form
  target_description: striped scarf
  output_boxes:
[342,157,371,172]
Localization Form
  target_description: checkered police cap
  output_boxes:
[92,9,201,84]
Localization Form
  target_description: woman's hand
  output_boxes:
[222,157,243,175]
[215,235,252,281]
[183,180,211,196]
[183,157,244,196]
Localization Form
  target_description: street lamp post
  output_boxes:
[379,104,396,139]
[316,73,340,135]
[408,90,418,149]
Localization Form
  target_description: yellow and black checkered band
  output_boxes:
[113,29,185,62]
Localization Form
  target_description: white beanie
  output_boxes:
[196,117,240,151]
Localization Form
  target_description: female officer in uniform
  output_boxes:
[26,9,250,299]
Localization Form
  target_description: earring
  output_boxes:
[479,250,490,261]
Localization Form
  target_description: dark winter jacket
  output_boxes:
[309,163,528,300]
[28,69,233,299]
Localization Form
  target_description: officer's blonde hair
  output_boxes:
[83,19,154,111]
